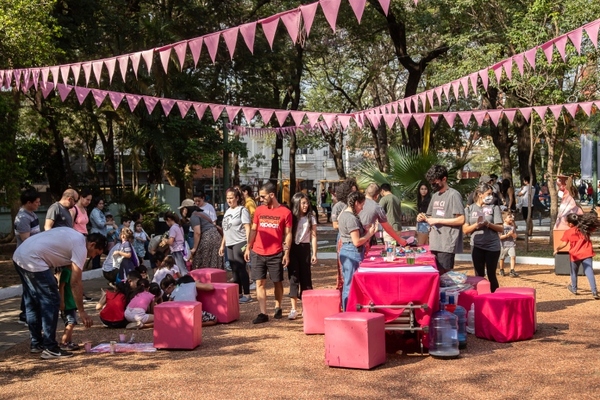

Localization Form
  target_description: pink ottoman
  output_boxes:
[466,276,491,294]
[153,301,202,349]
[189,268,227,283]
[495,287,537,332]
[457,289,478,312]
[474,293,535,343]
[196,282,240,323]
[303,289,341,335]
[324,312,386,370]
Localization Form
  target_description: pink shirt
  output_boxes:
[127,291,155,311]
[72,205,89,235]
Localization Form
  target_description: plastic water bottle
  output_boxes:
[386,242,394,262]
[428,292,460,359]
[466,304,475,335]
[453,304,468,349]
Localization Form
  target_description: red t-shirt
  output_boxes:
[252,205,292,256]
[99,291,126,322]
[561,227,594,262]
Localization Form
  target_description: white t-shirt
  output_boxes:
[13,227,87,272]
[518,185,531,207]
[201,203,218,222]
[295,214,317,244]
[152,267,180,284]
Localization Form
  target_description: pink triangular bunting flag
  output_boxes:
[204,33,220,63]
[502,58,513,80]
[227,106,241,122]
[74,86,90,105]
[300,3,319,37]
[240,23,256,55]
[209,104,225,121]
[117,56,129,82]
[503,109,516,124]
[383,114,397,128]
[130,52,141,79]
[478,69,489,90]
[41,82,54,98]
[60,65,70,84]
[564,103,579,118]
[492,64,503,84]
[524,48,537,70]
[188,38,203,66]
[50,66,59,86]
[430,115,439,125]
[585,21,600,48]
[398,114,412,128]
[159,46,172,73]
[143,96,158,114]
[174,42,187,70]
[519,107,532,122]
[275,110,290,126]
[458,111,472,126]
[160,99,176,116]
[469,73,478,95]
[378,0,391,15]
[426,90,434,108]
[338,115,351,129]
[105,58,116,84]
[348,0,366,23]
[460,77,469,97]
[125,94,142,111]
[141,49,154,73]
[281,11,300,44]
[92,61,103,84]
[69,64,80,86]
[320,0,341,33]
[434,87,443,106]
[473,111,487,127]
[57,84,72,102]
[31,69,40,90]
[580,101,593,116]
[418,93,427,110]
[41,67,49,85]
[568,28,583,54]
[533,106,547,120]
[442,84,451,102]
[548,105,563,120]
[291,111,305,126]
[306,112,321,127]
[92,89,107,108]
[177,101,191,118]
[442,112,456,127]
[222,28,239,60]
[259,109,274,124]
[488,110,502,126]
[260,16,279,50]
[554,35,568,61]
[367,114,380,129]
[242,107,257,123]
[109,92,125,110]
[541,42,554,65]
[451,80,460,100]
[193,103,207,119]
[413,114,426,129]
[513,53,524,76]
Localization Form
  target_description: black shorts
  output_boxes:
[431,251,455,274]
[250,251,284,282]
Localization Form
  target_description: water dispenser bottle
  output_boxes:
[453,304,467,349]
[428,292,460,359]
[466,304,475,335]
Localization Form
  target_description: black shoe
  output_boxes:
[567,284,577,295]
[30,345,44,354]
[83,294,93,303]
[509,270,519,277]
[273,308,283,319]
[41,347,73,359]
[592,291,599,300]
[252,313,269,324]
[499,269,505,277]
[18,318,28,326]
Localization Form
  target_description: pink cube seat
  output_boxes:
[457,289,478,312]
[324,312,386,370]
[303,289,341,335]
[189,268,227,283]
[196,282,240,323]
[474,293,535,343]
[466,276,491,294]
[153,301,202,350]
[495,287,537,332]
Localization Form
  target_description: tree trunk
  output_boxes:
[483,88,514,181]
[514,116,534,184]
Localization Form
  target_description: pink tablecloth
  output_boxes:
[346,265,440,326]
[361,245,437,268]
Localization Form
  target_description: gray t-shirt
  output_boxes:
[14,207,40,247]
[379,193,402,231]
[426,187,465,253]
[501,224,516,248]
[464,203,502,251]
[222,206,251,246]
[190,211,217,233]
[358,198,387,228]
[45,202,73,229]
[331,201,346,224]
[338,210,364,243]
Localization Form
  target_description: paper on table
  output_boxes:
[358,266,438,273]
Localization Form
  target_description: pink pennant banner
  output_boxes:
[57,84,72,101]
[348,0,366,23]
[41,67,49,85]
[141,50,154,73]
[174,42,187,70]
[320,0,341,33]
[223,28,239,60]
[92,61,103,85]
[383,114,397,128]
[204,33,221,63]
[109,92,124,110]
[398,114,412,128]
[209,104,225,121]
[457,111,472,126]
[460,77,469,97]
[105,58,116,84]
[306,112,321,127]
[548,105,563,120]
[125,94,142,111]
[275,110,290,126]
[261,16,280,50]
[280,11,301,45]
[242,107,257,123]
[240,23,256,55]
[92,89,107,107]
[117,56,129,82]
[579,101,593,116]
[50,66,59,86]
[412,114,426,129]
[568,28,583,54]
[554,35,568,61]
[451,80,460,100]
[160,99,176,116]
[368,114,381,129]
[443,112,456,127]
[338,115,351,129]
[322,113,338,129]
[585,21,600,48]
[503,110,516,124]
[524,48,537,70]
[533,106,547,120]
[291,111,305,126]
[473,111,487,127]
[143,96,158,114]
[502,58,512,81]
[188,38,203,66]
[519,107,532,122]
[564,103,579,118]
[193,103,207,119]
[159,46,172,73]
[487,110,502,126]
[31,69,40,90]
[130,53,141,79]
[60,65,70,85]
[260,109,274,124]
[41,82,54,98]
[300,3,319,37]
[478,69,489,90]
[378,0,391,16]
[227,106,241,122]
[513,54,525,76]
[541,42,554,65]
[74,86,90,105]
[177,101,191,118]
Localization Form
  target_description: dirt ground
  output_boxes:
[1,259,599,400]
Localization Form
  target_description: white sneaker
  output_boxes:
[249,282,256,290]
[288,309,298,320]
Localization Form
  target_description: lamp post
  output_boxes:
[212,166,216,206]
[276,148,283,203]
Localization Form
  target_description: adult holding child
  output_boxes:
[554,175,583,230]
[463,182,504,292]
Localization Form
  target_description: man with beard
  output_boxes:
[244,182,292,324]
[44,189,78,230]
[417,165,465,274]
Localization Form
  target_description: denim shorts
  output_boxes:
[61,309,78,326]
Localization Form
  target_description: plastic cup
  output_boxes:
[407,254,416,265]
[84,342,92,353]
[109,341,116,354]
[119,334,126,343]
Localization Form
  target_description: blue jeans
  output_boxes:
[339,243,363,312]
[571,257,597,293]
[14,262,60,350]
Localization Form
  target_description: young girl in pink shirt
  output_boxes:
[124,279,161,329]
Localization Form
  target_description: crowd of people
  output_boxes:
[11,167,599,359]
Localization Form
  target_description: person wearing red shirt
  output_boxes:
[555,213,600,299]
[244,182,292,324]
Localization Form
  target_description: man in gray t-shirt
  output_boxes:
[14,189,41,247]
[417,165,465,274]
[44,189,78,230]
[358,183,408,246]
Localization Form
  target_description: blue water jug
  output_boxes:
[428,293,460,359]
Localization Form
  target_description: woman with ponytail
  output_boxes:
[337,191,377,311]
[555,213,600,299]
